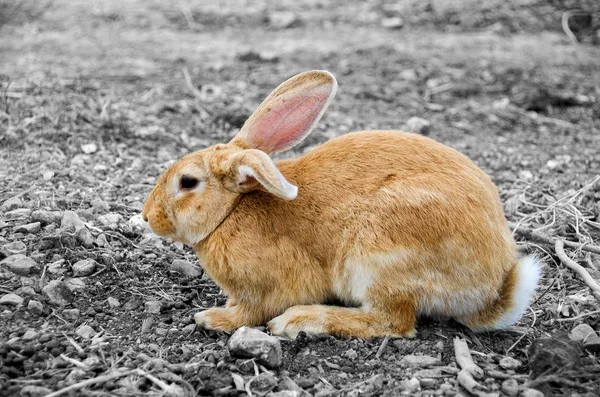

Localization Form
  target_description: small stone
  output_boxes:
[42,170,55,180]
[277,376,304,393]
[342,349,358,360]
[19,385,52,397]
[419,378,437,389]
[95,233,109,247]
[501,378,519,396]
[521,388,544,397]
[569,323,597,342]
[414,368,442,378]
[42,280,74,306]
[62,308,80,321]
[107,297,120,308]
[155,327,168,336]
[401,378,420,392]
[145,300,162,314]
[583,335,600,352]
[0,254,40,276]
[268,391,300,397]
[170,259,202,277]
[61,211,85,232]
[182,323,195,334]
[381,16,404,29]
[28,300,43,315]
[0,293,24,306]
[15,222,41,233]
[401,354,441,366]
[499,356,521,370]
[91,199,110,214]
[268,11,299,29]
[402,117,431,135]
[76,324,96,339]
[47,260,67,275]
[31,210,63,224]
[76,227,94,248]
[228,326,282,368]
[22,329,38,341]
[98,213,123,229]
[2,196,23,211]
[81,143,98,154]
[4,208,31,220]
[1,241,27,257]
[65,278,86,291]
[252,372,278,394]
[72,259,97,277]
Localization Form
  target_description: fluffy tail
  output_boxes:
[493,255,542,329]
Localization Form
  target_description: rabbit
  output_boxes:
[142,70,542,339]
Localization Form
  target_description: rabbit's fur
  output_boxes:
[142,70,541,338]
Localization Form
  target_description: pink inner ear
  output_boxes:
[244,86,331,153]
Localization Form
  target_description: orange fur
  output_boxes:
[142,71,540,338]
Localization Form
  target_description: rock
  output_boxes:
[62,308,80,321]
[81,142,98,154]
[76,324,96,339]
[268,11,299,29]
[401,378,420,392]
[528,333,580,379]
[31,210,63,224]
[65,278,86,291]
[98,213,123,229]
[419,378,437,389]
[1,241,27,257]
[22,329,38,341]
[145,300,162,314]
[342,349,358,360]
[381,17,404,29]
[277,376,304,393]
[401,354,441,366]
[252,372,278,395]
[268,391,300,397]
[170,259,202,277]
[521,388,544,397]
[42,170,55,180]
[95,233,109,247]
[42,280,74,306]
[15,222,41,233]
[107,297,120,308]
[61,211,85,232]
[27,300,44,315]
[91,199,110,214]
[499,356,521,370]
[583,335,600,352]
[228,326,282,368]
[19,385,52,397]
[4,208,31,220]
[414,368,442,378]
[0,254,40,276]
[402,117,431,135]
[0,293,24,306]
[501,378,519,396]
[569,323,597,342]
[2,196,24,211]
[72,259,97,277]
[47,259,67,275]
[76,227,94,248]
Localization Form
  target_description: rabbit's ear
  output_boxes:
[233,70,337,154]
[223,150,298,200]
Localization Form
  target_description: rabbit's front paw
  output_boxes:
[268,306,326,339]
[194,308,238,331]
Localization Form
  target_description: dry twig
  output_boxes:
[555,240,600,301]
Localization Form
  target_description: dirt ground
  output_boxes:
[1,1,600,396]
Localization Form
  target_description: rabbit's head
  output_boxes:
[142,70,337,245]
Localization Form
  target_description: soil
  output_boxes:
[1,1,600,396]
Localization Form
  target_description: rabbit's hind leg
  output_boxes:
[268,298,417,339]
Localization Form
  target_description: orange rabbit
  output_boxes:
[142,70,541,338]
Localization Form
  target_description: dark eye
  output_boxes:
[179,176,199,190]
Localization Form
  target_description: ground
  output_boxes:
[1,1,600,396]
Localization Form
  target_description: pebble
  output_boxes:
[414,368,442,378]
[401,354,441,366]
[65,278,86,291]
[401,377,420,392]
[569,323,597,342]
[2,196,23,211]
[228,326,282,368]
[27,300,43,315]
[22,329,38,341]
[419,378,437,389]
[342,349,358,360]
[521,388,544,397]
[5,208,31,220]
[76,227,95,248]
[253,372,278,394]
[268,391,300,397]
[170,259,202,277]
[76,324,96,339]
[107,297,120,308]
[499,356,521,370]
[401,117,431,135]
[98,213,123,227]
[95,234,109,247]
[91,199,110,214]
[42,170,55,180]
[15,222,41,233]
[72,259,97,277]
[61,211,85,232]
[584,335,600,352]
[19,385,52,397]
[42,280,74,306]
[268,11,299,29]
[277,376,304,393]
[0,241,27,257]
[501,378,519,396]
[381,16,404,29]
[48,259,67,275]
[0,293,24,306]
[81,143,98,154]
[0,254,40,276]
[31,210,63,224]
[145,300,162,314]
[62,308,80,321]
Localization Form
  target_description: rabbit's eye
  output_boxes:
[179,176,199,191]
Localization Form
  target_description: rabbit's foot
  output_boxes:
[268,304,416,339]
[194,306,257,331]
